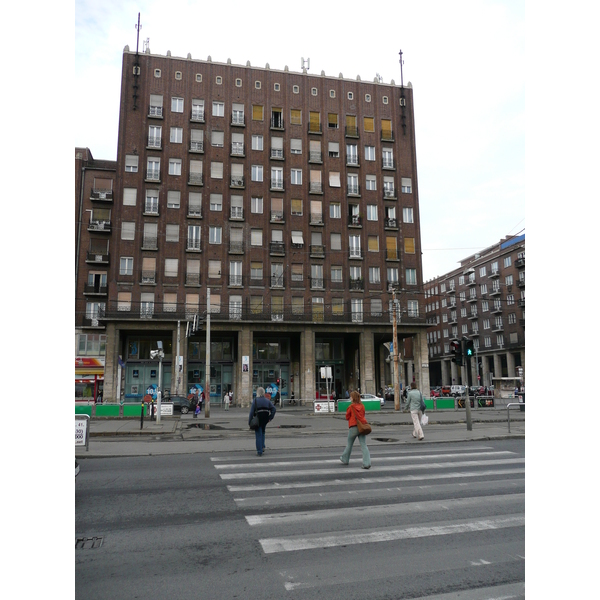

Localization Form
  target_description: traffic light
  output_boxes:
[464,339,475,359]
[450,340,462,366]
[276,378,280,385]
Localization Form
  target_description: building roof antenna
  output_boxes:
[301,57,310,73]
[135,13,141,55]
[399,49,407,135]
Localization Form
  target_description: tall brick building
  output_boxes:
[423,235,525,389]
[76,46,430,406]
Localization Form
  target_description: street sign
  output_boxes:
[75,415,90,451]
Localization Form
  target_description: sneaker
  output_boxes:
[339,458,348,465]
[257,452,262,456]
[362,465,371,469]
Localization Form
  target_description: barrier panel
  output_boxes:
[95,404,120,417]
[75,415,90,451]
[435,398,456,410]
[75,405,92,417]
[337,399,381,412]
[123,404,146,417]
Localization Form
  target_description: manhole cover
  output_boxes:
[374,438,399,443]
[76,536,104,549]
[187,423,225,430]
[278,425,306,429]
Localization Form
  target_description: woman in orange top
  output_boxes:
[340,391,371,469]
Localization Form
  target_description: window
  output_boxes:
[401,178,412,193]
[211,130,224,147]
[191,99,205,121]
[291,264,303,284]
[346,143,358,165]
[291,169,302,185]
[366,204,378,221]
[274,83,280,91]
[331,266,342,283]
[208,260,221,278]
[365,94,372,102]
[251,262,263,280]
[117,293,131,312]
[123,188,137,206]
[171,97,184,113]
[149,94,163,116]
[170,127,183,143]
[209,193,222,211]
[371,299,383,317]
[403,207,413,223]
[328,142,340,157]
[250,296,263,315]
[216,76,223,85]
[255,80,262,89]
[381,118,392,139]
[366,175,377,191]
[290,109,301,124]
[364,117,374,132]
[251,165,263,182]
[383,176,395,197]
[251,196,263,214]
[291,139,302,154]
[347,91,354,100]
[309,111,320,132]
[212,101,224,117]
[141,257,156,283]
[507,294,515,305]
[293,85,300,94]
[167,190,180,209]
[195,73,202,82]
[328,113,338,129]
[211,162,223,179]
[251,229,263,246]
[291,198,303,215]
[408,300,419,318]
[404,238,415,254]
[190,129,203,152]
[369,266,381,284]
[364,146,375,161]
[252,105,264,121]
[330,232,342,250]
[347,173,359,195]
[232,103,244,125]
[271,107,283,128]
[271,198,283,221]
[188,192,202,217]
[187,225,201,250]
[165,224,179,242]
[252,135,263,151]
[311,87,318,96]
[504,256,512,268]
[168,159,182,176]
[120,257,133,276]
[271,167,283,189]
[349,235,361,258]
[125,155,139,172]
[479,266,487,277]
[505,274,513,286]
[382,96,389,105]
[382,148,393,168]
[351,298,363,323]
[154,69,161,78]
[329,172,341,188]
[330,202,341,219]
[406,268,417,285]
[368,235,379,252]
[209,226,222,244]
[311,264,324,288]
[121,221,135,240]
[148,125,162,148]
[164,258,178,278]
[230,261,242,287]
[235,78,242,87]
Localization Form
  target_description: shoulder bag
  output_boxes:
[419,392,426,413]
[351,404,372,436]
[249,402,259,430]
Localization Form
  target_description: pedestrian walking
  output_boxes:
[405,381,425,440]
[199,390,204,412]
[228,389,233,407]
[224,390,230,411]
[339,391,371,469]
[248,387,276,456]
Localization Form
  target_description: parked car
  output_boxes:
[441,386,451,397]
[429,388,441,398]
[361,393,385,407]
[169,395,193,414]
[450,385,466,397]
[469,386,484,396]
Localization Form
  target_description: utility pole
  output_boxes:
[463,338,472,431]
[392,289,401,411]
[205,289,211,418]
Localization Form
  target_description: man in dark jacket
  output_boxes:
[249,387,276,456]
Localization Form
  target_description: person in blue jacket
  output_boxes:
[249,387,276,456]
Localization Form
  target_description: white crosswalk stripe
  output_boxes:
[212,445,525,597]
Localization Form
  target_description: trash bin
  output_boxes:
[518,393,525,412]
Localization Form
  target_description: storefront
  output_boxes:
[187,337,235,405]
[75,357,105,401]
[252,337,290,400]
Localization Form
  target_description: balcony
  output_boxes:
[384,218,398,229]
[231,144,245,157]
[86,250,109,265]
[229,274,243,287]
[309,182,323,194]
[491,303,503,314]
[387,281,400,291]
[270,116,284,130]
[269,241,285,256]
[229,241,244,254]
[230,175,245,189]
[230,206,244,220]
[186,238,202,252]
[270,274,285,289]
[349,249,362,259]
[346,156,359,167]
[308,122,322,134]
[492,322,504,333]
[83,283,108,295]
[516,256,525,268]
[88,220,112,233]
[488,269,500,278]
[309,244,325,258]
[188,207,202,218]
[147,137,162,150]
[270,179,284,191]
[447,286,456,295]
[140,271,156,285]
[490,286,501,297]
[189,140,204,153]
[231,114,245,127]
[382,158,395,170]
[467,278,477,287]
[518,299,525,308]
[347,184,360,196]
[145,169,160,182]
[270,148,284,160]
[185,273,201,286]
[350,278,364,291]
[142,236,158,251]
[148,106,163,118]
[309,151,322,163]
[190,109,205,123]
[270,210,284,223]
[383,188,397,200]
[468,311,478,320]
[467,294,478,303]
[381,129,394,141]
[90,189,113,202]
[517,277,525,288]
[345,126,359,138]
[188,173,203,186]
[309,277,324,290]
[348,215,362,227]
[310,213,324,225]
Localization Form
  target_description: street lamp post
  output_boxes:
[205,288,211,418]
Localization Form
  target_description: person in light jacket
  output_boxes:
[405,381,425,440]
[248,387,276,456]
[339,391,371,469]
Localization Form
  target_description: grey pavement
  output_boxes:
[76,404,524,458]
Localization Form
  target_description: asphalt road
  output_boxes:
[75,439,525,600]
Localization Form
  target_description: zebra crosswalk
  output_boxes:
[211,443,525,599]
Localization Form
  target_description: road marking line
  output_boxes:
[259,514,525,553]
[227,467,525,492]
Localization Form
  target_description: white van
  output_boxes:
[451,385,466,396]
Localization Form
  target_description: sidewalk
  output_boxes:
[76,404,524,458]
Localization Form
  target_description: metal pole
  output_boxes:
[463,339,472,431]
[205,289,211,418]
[392,290,400,411]
[156,354,162,423]
[176,320,181,396]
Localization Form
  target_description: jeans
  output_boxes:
[340,426,371,468]
[255,424,267,455]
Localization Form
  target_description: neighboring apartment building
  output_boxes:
[75,147,117,400]
[424,235,525,388]
[83,47,430,406]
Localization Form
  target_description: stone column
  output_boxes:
[412,331,431,394]
[493,353,502,380]
[441,359,450,386]
[300,327,315,405]
[103,322,119,403]
[379,345,387,390]
[239,325,252,407]
[406,360,414,386]
[450,361,458,384]
[507,352,516,377]
[360,331,376,395]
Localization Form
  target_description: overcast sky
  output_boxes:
[75,0,525,281]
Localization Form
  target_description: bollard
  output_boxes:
[150,399,155,421]
[140,400,145,430]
